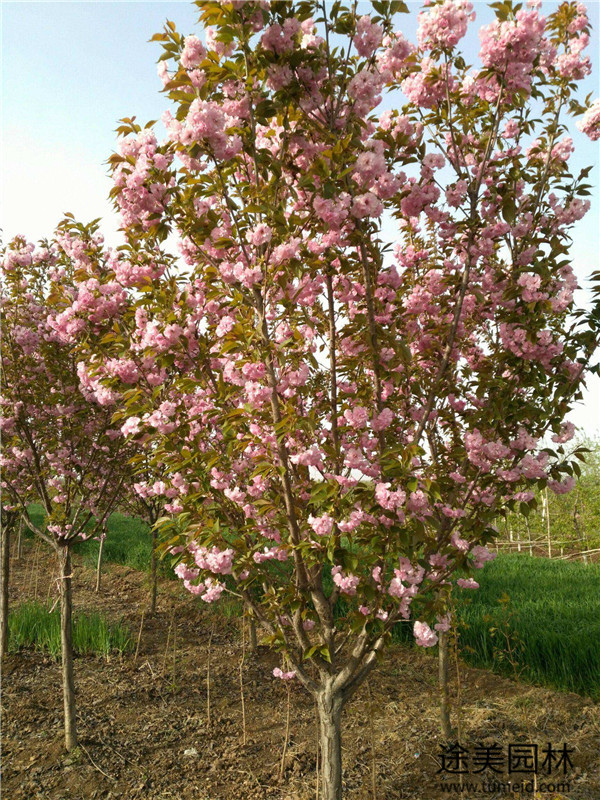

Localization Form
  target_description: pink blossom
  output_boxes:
[332,566,359,596]
[371,408,394,431]
[413,621,438,647]
[216,316,235,337]
[451,532,470,552]
[551,422,576,444]
[417,0,474,51]
[308,513,334,536]
[470,545,496,569]
[343,406,369,428]
[273,667,296,680]
[547,476,576,495]
[180,35,206,69]
[246,223,273,247]
[354,16,383,57]
[577,99,600,141]
[457,578,479,589]
[351,192,384,219]
[121,416,142,436]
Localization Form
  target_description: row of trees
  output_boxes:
[2,1,600,797]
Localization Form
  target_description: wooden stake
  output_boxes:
[279,680,291,781]
[133,610,145,666]
[544,488,552,558]
[249,613,257,651]
[16,518,23,561]
[367,681,377,800]
[162,611,174,675]
[172,618,177,686]
[315,700,320,800]
[33,540,41,600]
[95,530,106,593]
[239,617,247,746]
[207,624,214,729]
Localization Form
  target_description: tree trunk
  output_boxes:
[438,630,452,740]
[150,527,158,613]
[1,522,10,658]
[58,546,77,751]
[316,681,344,800]
[95,531,105,593]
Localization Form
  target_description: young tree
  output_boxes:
[0,234,128,750]
[62,1,599,795]
[118,457,167,612]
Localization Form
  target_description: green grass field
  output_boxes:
[19,509,600,697]
[8,602,132,659]
[26,504,171,575]
[456,554,600,699]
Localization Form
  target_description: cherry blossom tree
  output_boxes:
[0,233,129,750]
[57,0,599,794]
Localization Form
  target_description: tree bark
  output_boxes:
[150,526,158,613]
[316,681,344,800]
[1,522,10,658]
[439,630,452,740]
[58,546,77,750]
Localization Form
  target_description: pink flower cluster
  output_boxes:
[261,18,301,54]
[479,9,550,97]
[180,35,206,70]
[332,566,359,596]
[308,513,334,536]
[577,99,600,141]
[417,0,474,51]
[354,16,383,58]
[113,129,173,230]
[413,621,438,647]
[273,667,296,680]
[189,542,234,575]
[164,98,244,160]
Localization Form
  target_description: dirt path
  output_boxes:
[2,541,599,799]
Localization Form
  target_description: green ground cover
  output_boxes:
[19,509,600,697]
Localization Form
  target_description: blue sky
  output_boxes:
[2,0,599,432]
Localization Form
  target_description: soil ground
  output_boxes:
[2,540,599,800]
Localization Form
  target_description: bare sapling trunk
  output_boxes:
[58,545,77,750]
[439,630,452,740]
[95,530,105,593]
[316,680,344,800]
[1,522,10,658]
[150,526,158,613]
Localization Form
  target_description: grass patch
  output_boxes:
[456,554,600,699]
[22,509,600,697]
[8,601,133,659]
[25,505,174,578]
